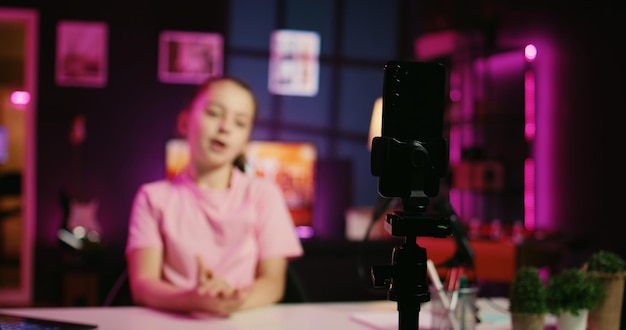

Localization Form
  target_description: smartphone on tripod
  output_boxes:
[372,60,448,199]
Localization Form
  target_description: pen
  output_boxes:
[449,266,464,311]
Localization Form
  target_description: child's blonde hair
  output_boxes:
[185,75,258,173]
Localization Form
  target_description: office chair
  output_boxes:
[280,263,311,303]
[102,269,131,306]
[102,263,310,306]
[0,172,21,220]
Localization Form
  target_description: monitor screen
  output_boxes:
[165,139,317,227]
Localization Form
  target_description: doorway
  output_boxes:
[0,7,37,307]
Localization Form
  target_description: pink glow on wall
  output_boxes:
[514,38,556,232]
[530,39,556,232]
[448,69,463,164]
[524,70,536,141]
[295,226,314,239]
[449,89,462,102]
[524,158,535,230]
[460,65,475,148]
[10,90,31,106]
[449,187,461,220]
[448,118,462,215]
[448,125,461,164]
[447,68,464,216]
[474,51,526,81]
[524,46,536,230]
[433,37,553,229]
[414,30,465,61]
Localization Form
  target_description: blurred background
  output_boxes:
[0,0,624,308]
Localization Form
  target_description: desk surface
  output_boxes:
[0,298,556,330]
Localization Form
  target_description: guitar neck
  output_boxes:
[71,142,84,201]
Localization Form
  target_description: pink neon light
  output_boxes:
[449,89,462,102]
[10,90,31,106]
[524,158,535,230]
[524,70,536,141]
[525,44,537,62]
[448,125,461,163]
[295,226,314,239]
[524,46,537,231]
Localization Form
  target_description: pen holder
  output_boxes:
[429,286,479,330]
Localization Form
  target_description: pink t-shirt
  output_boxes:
[125,168,304,289]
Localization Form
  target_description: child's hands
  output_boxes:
[196,256,237,298]
[194,256,245,316]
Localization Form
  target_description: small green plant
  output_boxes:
[586,250,625,274]
[546,267,605,316]
[509,267,548,314]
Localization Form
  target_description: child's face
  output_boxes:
[184,79,255,170]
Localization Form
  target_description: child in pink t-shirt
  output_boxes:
[125,76,303,317]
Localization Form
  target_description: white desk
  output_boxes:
[0,298,555,330]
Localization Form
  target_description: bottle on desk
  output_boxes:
[468,218,481,240]
[511,220,524,244]
[489,219,502,241]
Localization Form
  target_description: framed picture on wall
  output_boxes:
[158,31,223,84]
[268,29,320,97]
[55,21,108,88]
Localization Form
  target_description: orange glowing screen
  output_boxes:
[165,139,317,227]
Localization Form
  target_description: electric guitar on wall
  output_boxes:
[58,114,102,249]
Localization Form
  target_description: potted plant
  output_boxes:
[509,267,547,330]
[584,250,626,330]
[546,267,604,330]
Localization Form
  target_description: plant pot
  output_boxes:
[587,272,626,330]
[557,309,588,330]
[511,313,545,330]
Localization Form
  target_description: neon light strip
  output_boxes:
[524,44,537,230]
[524,70,536,141]
[524,158,535,230]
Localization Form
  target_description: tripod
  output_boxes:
[371,191,452,330]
